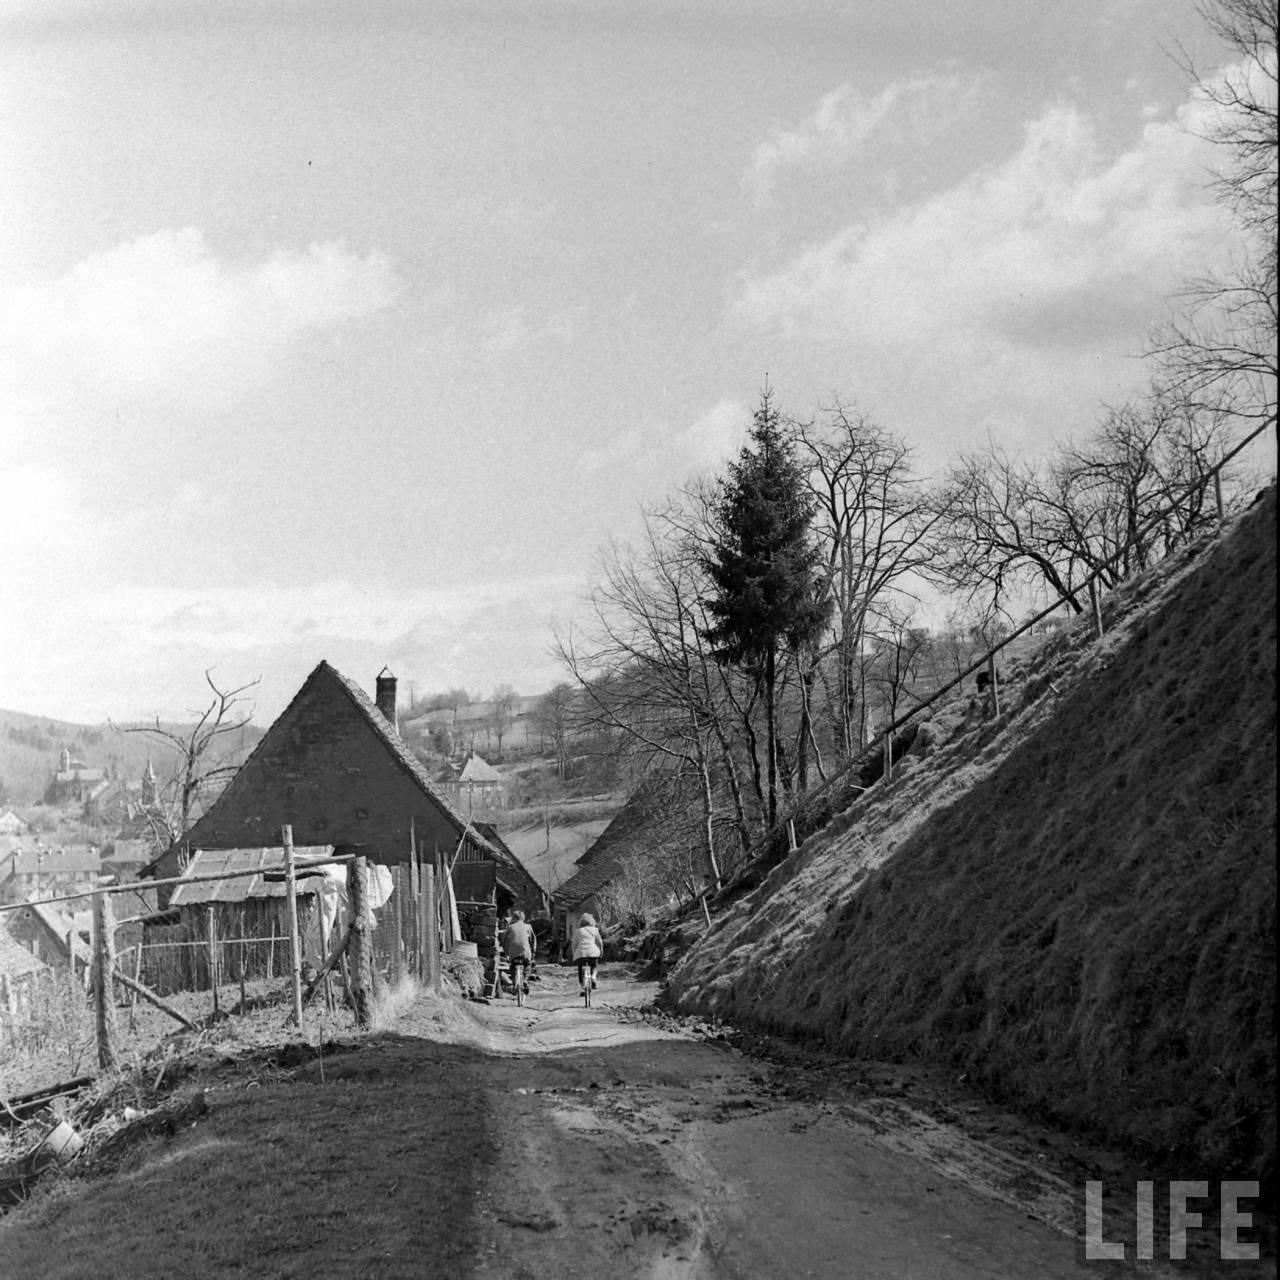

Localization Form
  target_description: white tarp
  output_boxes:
[302,859,394,965]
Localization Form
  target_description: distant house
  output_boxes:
[149,662,545,920]
[455,752,506,815]
[4,899,92,979]
[0,810,29,838]
[100,838,154,886]
[0,922,48,983]
[0,923,51,1028]
[0,847,101,905]
[44,749,106,806]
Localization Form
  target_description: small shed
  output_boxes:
[141,846,335,995]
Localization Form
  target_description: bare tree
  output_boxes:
[555,496,754,888]
[490,683,518,758]
[867,605,931,728]
[534,683,575,781]
[112,671,259,853]
[1045,391,1242,583]
[930,442,1087,618]
[1153,0,1277,432]
[792,400,935,757]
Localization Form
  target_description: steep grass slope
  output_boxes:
[668,487,1276,1180]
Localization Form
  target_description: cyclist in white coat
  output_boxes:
[571,913,603,993]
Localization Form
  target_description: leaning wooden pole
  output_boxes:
[347,856,374,1028]
[92,890,118,1072]
[111,968,197,1030]
[282,824,304,1029]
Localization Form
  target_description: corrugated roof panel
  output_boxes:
[168,846,333,906]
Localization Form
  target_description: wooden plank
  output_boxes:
[282,825,304,1028]
[423,863,440,994]
[207,905,219,1016]
[92,891,118,1072]
[347,857,373,1028]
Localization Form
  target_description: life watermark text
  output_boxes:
[1083,1180,1261,1263]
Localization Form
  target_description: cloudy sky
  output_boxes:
[0,0,1254,725]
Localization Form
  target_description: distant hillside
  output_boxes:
[0,708,263,809]
[668,487,1276,1182]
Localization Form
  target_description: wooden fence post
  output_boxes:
[93,890,118,1072]
[207,905,219,1016]
[347,857,374,1028]
[392,865,406,986]
[283,824,304,1029]
[408,846,421,980]
[423,861,441,994]
[987,653,1001,717]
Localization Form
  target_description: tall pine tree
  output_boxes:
[704,389,830,826]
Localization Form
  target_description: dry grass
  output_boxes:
[670,488,1277,1183]
[0,1027,494,1279]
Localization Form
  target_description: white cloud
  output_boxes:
[678,397,749,471]
[1,229,400,407]
[746,75,975,200]
[576,397,747,485]
[0,573,584,723]
[736,93,1236,369]
[481,304,578,357]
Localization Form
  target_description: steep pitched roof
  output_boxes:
[316,663,508,863]
[183,662,543,900]
[26,901,93,964]
[459,754,502,784]
[552,775,703,911]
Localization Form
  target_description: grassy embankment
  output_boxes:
[668,487,1276,1182]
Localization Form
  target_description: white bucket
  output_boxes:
[30,1120,83,1172]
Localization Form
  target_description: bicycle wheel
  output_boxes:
[583,970,592,1008]
[515,965,525,1007]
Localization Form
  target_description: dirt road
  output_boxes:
[407,965,1101,1279]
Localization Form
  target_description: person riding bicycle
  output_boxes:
[502,910,537,996]
[571,913,604,994]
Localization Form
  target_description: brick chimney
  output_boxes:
[375,667,398,731]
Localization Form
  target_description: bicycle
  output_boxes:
[579,960,597,1008]
[509,957,529,1007]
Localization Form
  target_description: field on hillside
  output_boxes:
[493,794,624,895]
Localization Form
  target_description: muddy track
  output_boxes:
[407,966,1137,1279]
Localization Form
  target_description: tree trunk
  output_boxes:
[764,648,778,827]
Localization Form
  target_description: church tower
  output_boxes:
[141,757,157,806]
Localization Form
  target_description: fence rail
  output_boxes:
[2,844,450,1070]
